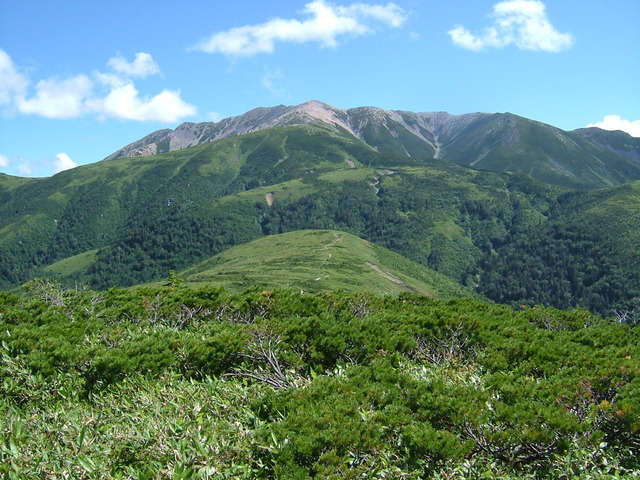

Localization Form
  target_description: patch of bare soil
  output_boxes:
[366,262,411,291]
[265,192,275,206]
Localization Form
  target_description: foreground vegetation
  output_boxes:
[2,281,639,478]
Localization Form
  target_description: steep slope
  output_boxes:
[573,127,640,163]
[104,101,353,160]
[179,229,476,298]
[103,100,484,162]
[105,100,640,188]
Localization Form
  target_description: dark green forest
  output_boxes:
[1,282,639,478]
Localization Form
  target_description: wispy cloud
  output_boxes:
[17,162,32,176]
[107,52,161,78]
[0,152,80,177]
[0,49,28,107]
[206,111,223,122]
[261,68,286,96]
[192,0,407,56]
[588,115,640,138]
[449,0,573,52]
[53,153,78,173]
[0,50,196,122]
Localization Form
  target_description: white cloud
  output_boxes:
[0,49,28,106]
[588,115,640,138]
[17,163,32,176]
[107,52,161,78]
[1,50,196,122]
[192,0,407,56]
[17,75,93,119]
[0,154,9,167]
[449,0,573,52]
[206,111,223,122]
[54,153,78,173]
[90,83,197,122]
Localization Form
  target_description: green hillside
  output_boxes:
[0,125,380,288]
[440,113,640,188]
[178,229,475,298]
[0,123,638,316]
[35,158,560,293]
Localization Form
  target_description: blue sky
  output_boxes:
[1,0,638,177]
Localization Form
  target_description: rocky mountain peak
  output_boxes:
[289,100,351,131]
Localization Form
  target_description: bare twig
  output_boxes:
[224,330,294,389]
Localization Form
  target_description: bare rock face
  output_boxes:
[104,129,173,160]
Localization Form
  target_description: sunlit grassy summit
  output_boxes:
[179,229,475,298]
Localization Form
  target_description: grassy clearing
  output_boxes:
[214,179,317,207]
[44,249,99,277]
[317,168,377,183]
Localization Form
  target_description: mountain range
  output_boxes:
[1,100,639,315]
[107,100,640,188]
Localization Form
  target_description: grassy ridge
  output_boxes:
[179,229,475,298]
[44,249,99,277]
[441,113,640,188]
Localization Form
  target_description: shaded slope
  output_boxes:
[475,180,640,314]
